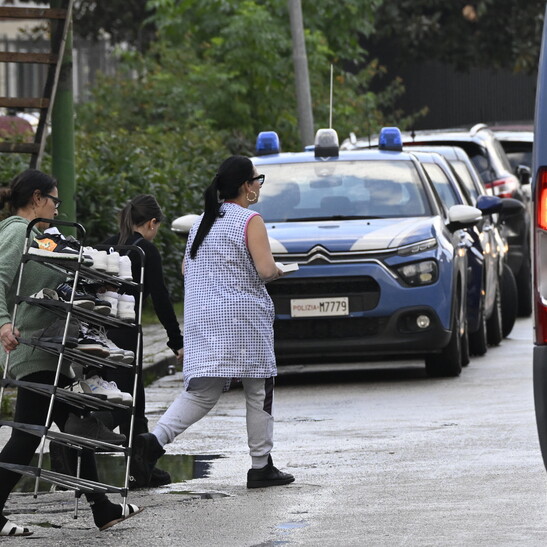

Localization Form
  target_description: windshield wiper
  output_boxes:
[283,215,382,222]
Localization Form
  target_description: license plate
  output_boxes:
[290,297,349,317]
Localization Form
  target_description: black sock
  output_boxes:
[0,515,7,528]
[89,497,123,529]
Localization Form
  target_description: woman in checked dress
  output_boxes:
[133,155,294,488]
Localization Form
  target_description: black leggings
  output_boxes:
[0,371,103,513]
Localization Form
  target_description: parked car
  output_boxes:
[256,127,485,377]
[404,144,522,340]
[410,148,523,359]
[342,125,532,317]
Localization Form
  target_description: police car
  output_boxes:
[247,127,482,377]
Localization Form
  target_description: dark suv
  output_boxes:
[342,124,532,316]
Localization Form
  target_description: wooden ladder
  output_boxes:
[0,1,74,168]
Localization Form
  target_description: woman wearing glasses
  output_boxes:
[132,155,295,489]
[0,169,142,536]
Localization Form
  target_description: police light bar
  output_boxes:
[379,127,403,151]
[314,128,339,158]
[255,131,280,156]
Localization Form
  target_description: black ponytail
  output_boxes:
[119,194,164,245]
[190,156,254,259]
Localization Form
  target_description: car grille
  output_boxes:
[268,276,379,297]
[274,316,388,340]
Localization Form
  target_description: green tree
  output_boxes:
[371,0,546,74]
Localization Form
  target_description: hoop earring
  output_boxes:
[246,191,257,203]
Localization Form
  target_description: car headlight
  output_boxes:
[396,260,438,286]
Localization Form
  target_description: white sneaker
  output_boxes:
[84,247,108,271]
[121,349,135,364]
[83,375,123,404]
[102,291,119,317]
[106,249,120,275]
[118,294,136,322]
[64,380,107,399]
[83,375,132,406]
[118,255,133,281]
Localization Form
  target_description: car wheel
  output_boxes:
[501,262,518,337]
[425,295,463,378]
[486,283,503,346]
[469,293,488,356]
[516,252,532,317]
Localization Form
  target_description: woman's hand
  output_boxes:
[175,348,184,364]
[0,323,20,352]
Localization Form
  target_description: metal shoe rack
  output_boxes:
[0,218,145,514]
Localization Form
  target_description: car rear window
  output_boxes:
[251,160,432,221]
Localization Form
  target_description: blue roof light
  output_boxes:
[255,131,280,155]
[379,127,403,151]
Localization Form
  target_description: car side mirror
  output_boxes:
[475,195,503,215]
[516,164,532,185]
[498,197,525,219]
[171,214,200,239]
[446,204,482,231]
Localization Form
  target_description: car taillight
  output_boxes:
[484,175,520,198]
[535,166,547,343]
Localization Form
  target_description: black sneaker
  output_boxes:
[246,455,295,488]
[28,318,79,349]
[29,231,92,264]
[64,413,126,445]
[131,433,165,487]
[76,324,110,358]
[56,282,95,310]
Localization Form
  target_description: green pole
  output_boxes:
[50,0,76,236]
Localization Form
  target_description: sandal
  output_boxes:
[0,519,33,536]
[99,503,143,531]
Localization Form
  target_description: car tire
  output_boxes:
[516,252,532,317]
[469,293,488,356]
[486,283,503,346]
[461,322,470,367]
[501,262,518,338]
[425,295,463,378]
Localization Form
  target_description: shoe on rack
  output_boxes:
[246,455,295,488]
[56,282,96,310]
[87,326,125,361]
[118,294,136,322]
[76,324,110,358]
[29,287,59,301]
[83,375,132,405]
[149,466,171,487]
[106,250,121,275]
[28,318,79,349]
[102,291,119,317]
[121,348,135,364]
[83,247,108,272]
[118,255,133,281]
[64,380,107,400]
[29,231,93,264]
[131,433,166,487]
[64,413,126,445]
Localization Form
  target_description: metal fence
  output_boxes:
[0,35,119,104]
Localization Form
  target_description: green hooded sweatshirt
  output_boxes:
[0,216,73,380]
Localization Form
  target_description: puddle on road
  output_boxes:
[13,452,222,493]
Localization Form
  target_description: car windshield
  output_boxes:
[250,160,432,222]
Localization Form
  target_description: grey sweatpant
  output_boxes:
[152,376,275,469]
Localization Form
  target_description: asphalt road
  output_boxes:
[4,316,547,546]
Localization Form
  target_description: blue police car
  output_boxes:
[248,127,482,377]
